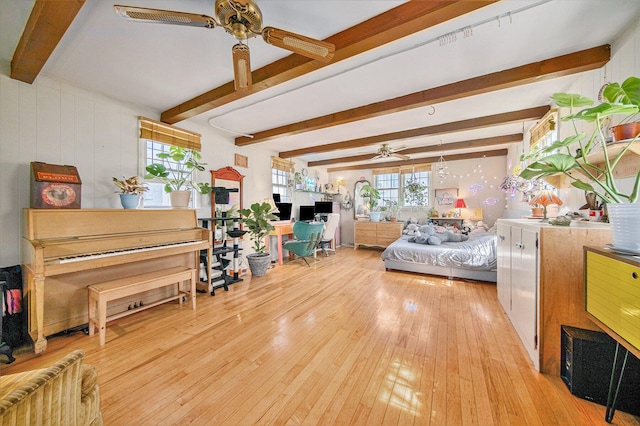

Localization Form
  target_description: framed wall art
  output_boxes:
[435,188,458,206]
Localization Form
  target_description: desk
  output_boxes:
[267,220,294,265]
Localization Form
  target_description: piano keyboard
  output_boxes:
[58,240,204,264]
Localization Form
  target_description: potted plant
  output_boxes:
[239,202,278,277]
[145,146,212,208]
[403,176,429,206]
[520,76,640,251]
[112,176,148,209]
[359,183,381,221]
[385,200,400,222]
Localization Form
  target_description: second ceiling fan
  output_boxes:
[371,144,410,161]
[114,0,335,91]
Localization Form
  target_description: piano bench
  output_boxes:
[87,266,197,346]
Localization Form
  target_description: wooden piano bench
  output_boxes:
[87,266,197,345]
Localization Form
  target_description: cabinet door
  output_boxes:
[510,226,538,366]
[496,222,511,312]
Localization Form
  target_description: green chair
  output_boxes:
[283,221,325,266]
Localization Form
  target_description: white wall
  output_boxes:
[329,156,506,246]
[0,60,284,266]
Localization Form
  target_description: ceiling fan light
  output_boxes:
[262,27,335,62]
[232,44,252,90]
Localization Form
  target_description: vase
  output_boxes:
[119,194,141,209]
[606,203,640,252]
[246,253,271,277]
[170,190,191,209]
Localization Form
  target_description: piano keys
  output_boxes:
[21,208,211,353]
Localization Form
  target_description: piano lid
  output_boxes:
[23,209,201,241]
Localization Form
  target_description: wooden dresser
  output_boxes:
[354,221,403,248]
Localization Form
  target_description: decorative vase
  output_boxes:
[611,122,640,142]
[246,253,271,277]
[119,194,141,209]
[170,190,191,209]
[606,203,640,252]
[370,211,382,222]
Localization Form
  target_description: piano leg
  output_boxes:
[31,275,48,354]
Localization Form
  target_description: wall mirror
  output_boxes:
[354,179,370,220]
[210,167,244,218]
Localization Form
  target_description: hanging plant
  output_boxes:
[403,176,429,206]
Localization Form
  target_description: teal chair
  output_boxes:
[283,221,325,266]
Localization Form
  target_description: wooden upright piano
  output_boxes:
[21,209,211,353]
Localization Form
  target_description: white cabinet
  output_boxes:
[497,221,539,370]
[496,219,611,375]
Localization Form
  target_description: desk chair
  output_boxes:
[282,221,325,266]
[317,213,340,256]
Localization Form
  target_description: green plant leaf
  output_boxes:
[519,154,579,179]
[550,93,594,108]
[602,76,640,107]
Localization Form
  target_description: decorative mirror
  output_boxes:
[210,167,244,217]
[354,179,370,220]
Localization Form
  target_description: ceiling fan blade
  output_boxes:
[391,145,409,152]
[392,153,411,160]
[262,27,335,63]
[114,5,216,28]
[232,44,252,91]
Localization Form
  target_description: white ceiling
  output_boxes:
[2,0,640,167]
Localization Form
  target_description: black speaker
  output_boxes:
[561,325,640,417]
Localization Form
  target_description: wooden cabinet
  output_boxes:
[585,247,640,358]
[497,219,611,375]
[354,221,403,248]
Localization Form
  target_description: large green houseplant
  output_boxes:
[520,76,640,251]
[239,202,278,276]
[520,76,640,204]
[145,146,212,207]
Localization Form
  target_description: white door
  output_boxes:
[510,226,539,367]
[496,222,512,312]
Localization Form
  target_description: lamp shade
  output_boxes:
[530,190,562,207]
[454,198,467,209]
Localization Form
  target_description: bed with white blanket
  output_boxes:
[380,229,497,282]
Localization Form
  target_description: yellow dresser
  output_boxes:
[585,247,640,355]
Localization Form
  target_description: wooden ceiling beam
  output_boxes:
[281,106,548,158]
[308,134,522,167]
[10,0,86,84]
[237,45,609,146]
[161,0,496,124]
[327,149,508,172]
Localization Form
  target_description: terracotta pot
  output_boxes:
[531,207,544,218]
[610,122,640,142]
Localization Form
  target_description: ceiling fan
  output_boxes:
[371,144,410,161]
[114,0,335,91]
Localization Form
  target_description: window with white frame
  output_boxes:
[138,117,203,208]
[372,165,431,208]
[271,157,293,203]
[272,168,291,202]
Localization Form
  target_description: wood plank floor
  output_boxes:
[2,247,639,425]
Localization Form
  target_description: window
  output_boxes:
[272,168,291,203]
[271,157,293,203]
[372,165,431,208]
[142,140,203,208]
[138,116,203,208]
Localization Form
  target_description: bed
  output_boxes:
[380,229,498,282]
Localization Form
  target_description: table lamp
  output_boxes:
[530,189,562,222]
[454,198,466,217]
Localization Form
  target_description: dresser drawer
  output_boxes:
[586,251,640,351]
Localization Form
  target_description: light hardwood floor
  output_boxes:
[2,247,639,425]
